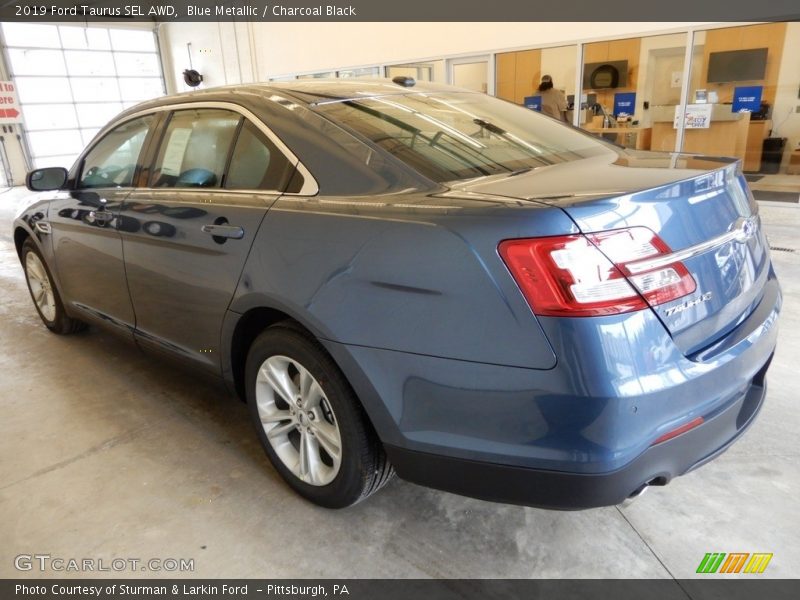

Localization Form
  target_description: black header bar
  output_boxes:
[3,579,800,600]
[0,0,799,22]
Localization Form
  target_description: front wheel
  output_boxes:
[21,238,86,334]
[245,324,394,508]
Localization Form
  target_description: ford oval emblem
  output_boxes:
[733,216,758,243]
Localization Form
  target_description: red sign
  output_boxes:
[0,81,22,124]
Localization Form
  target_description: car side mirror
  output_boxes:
[26,167,68,192]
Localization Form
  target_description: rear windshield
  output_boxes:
[315,92,612,183]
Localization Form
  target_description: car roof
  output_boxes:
[124,78,471,114]
[265,78,461,103]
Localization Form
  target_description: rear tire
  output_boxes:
[245,323,394,508]
[21,238,86,335]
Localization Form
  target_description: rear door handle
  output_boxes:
[201,224,244,239]
[89,198,112,223]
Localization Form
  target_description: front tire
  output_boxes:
[21,238,86,334]
[245,324,394,508]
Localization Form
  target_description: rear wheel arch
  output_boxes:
[229,307,329,400]
[227,305,398,449]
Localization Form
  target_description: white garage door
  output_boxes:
[1,24,165,169]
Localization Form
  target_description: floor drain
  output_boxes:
[770,246,796,253]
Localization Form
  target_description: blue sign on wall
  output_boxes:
[614,92,636,117]
[524,96,542,111]
[732,86,763,113]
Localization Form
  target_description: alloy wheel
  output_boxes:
[255,355,342,486]
[25,252,56,322]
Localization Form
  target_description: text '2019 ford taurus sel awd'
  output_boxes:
[14,79,780,509]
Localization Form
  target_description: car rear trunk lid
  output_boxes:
[456,154,771,356]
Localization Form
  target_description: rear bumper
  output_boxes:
[385,360,769,509]
[322,273,780,509]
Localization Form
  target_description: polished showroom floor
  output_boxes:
[1,186,798,579]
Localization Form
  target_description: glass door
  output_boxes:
[1,23,165,169]
[578,33,688,152]
[495,45,576,122]
[686,23,800,203]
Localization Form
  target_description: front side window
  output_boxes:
[316,92,614,182]
[150,109,240,188]
[79,115,154,189]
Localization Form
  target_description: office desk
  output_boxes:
[650,105,750,162]
[584,126,652,150]
[788,150,800,175]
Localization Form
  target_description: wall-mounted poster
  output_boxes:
[613,92,636,116]
[732,86,763,113]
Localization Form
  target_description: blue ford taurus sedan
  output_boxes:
[14,79,780,508]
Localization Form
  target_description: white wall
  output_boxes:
[540,45,577,96]
[158,21,256,91]
[452,61,488,93]
[159,22,713,92]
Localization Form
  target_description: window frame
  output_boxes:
[122,101,318,196]
[147,108,244,190]
[222,118,298,192]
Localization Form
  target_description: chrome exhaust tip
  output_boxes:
[619,484,650,508]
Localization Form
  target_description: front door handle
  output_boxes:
[88,209,115,225]
[201,224,244,240]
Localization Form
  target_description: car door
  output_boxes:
[48,114,157,337]
[119,106,297,374]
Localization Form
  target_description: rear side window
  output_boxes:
[225,120,295,191]
[79,115,154,189]
[150,109,240,188]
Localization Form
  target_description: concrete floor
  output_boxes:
[0,186,798,579]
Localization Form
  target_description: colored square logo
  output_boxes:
[524,95,542,111]
[732,86,763,113]
[614,92,636,116]
[696,552,772,574]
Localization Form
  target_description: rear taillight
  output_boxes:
[588,228,696,307]
[498,227,696,317]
